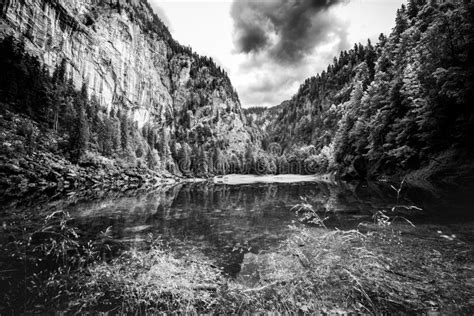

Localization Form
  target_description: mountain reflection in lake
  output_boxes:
[64,180,474,276]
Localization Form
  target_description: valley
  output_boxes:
[0,0,473,314]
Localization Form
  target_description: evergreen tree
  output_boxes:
[51,60,68,131]
[120,111,129,152]
[244,143,256,174]
[197,146,208,176]
[407,0,422,19]
[98,116,113,156]
[69,107,89,163]
[394,7,408,39]
[213,147,225,175]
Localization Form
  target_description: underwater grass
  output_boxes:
[71,246,224,313]
[64,224,473,314]
[1,200,473,314]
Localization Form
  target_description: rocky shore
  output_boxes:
[0,150,177,205]
[0,111,178,206]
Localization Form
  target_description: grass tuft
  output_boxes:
[71,246,224,313]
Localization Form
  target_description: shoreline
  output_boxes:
[213,174,335,185]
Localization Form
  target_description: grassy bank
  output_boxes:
[68,224,472,314]
[1,206,473,314]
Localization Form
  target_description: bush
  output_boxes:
[81,151,115,168]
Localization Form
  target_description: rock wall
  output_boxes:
[0,0,250,151]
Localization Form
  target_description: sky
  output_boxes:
[149,0,406,108]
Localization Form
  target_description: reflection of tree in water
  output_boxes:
[66,182,323,274]
[166,182,310,274]
[64,181,433,275]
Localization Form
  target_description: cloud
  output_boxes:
[234,38,346,108]
[230,0,351,108]
[235,55,307,107]
[231,0,348,64]
[240,74,300,107]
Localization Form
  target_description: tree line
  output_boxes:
[0,36,165,169]
[251,0,474,179]
[0,36,255,177]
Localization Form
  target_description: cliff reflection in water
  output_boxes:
[68,180,435,275]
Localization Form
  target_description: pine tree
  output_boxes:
[244,143,255,174]
[197,146,208,176]
[277,156,289,174]
[120,111,129,152]
[213,147,225,175]
[394,8,408,39]
[407,0,422,19]
[365,39,377,81]
[207,151,215,175]
[69,107,89,163]
[52,59,67,85]
[99,116,113,156]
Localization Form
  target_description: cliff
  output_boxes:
[0,0,250,153]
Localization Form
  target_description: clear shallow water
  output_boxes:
[1,179,473,313]
[64,180,474,276]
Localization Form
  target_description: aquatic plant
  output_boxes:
[70,245,224,313]
[216,224,472,314]
[290,196,328,227]
[372,179,422,227]
[1,207,472,314]
[0,209,116,312]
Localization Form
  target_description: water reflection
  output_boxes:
[67,180,458,275]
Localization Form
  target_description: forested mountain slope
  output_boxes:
[0,0,256,199]
[251,0,474,182]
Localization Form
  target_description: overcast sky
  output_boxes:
[149,0,406,108]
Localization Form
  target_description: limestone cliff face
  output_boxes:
[0,0,250,152]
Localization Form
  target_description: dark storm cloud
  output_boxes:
[231,0,347,63]
[238,46,345,107]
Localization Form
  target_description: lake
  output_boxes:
[59,178,474,276]
[1,177,474,313]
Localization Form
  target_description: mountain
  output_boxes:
[244,103,285,137]
[250,0,474,183]
[0,0,255,199]
[1,0,473,195]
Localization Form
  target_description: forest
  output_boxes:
[0,35,281,180]
[248,0,474,182]
[0,35,248,180]
[1,0,474,314]
[0,36,165,168]
[1,0,474,184]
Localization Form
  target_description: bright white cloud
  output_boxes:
[149,0,406,108]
